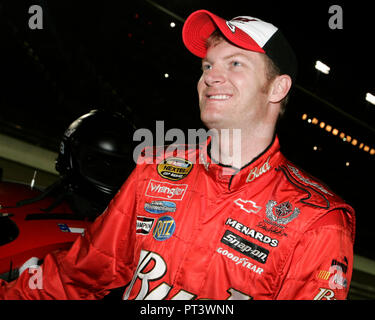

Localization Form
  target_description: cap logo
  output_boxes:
[226,21,236,33]
[231,17,258,24]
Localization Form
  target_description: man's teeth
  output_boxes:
[209,95,230,100]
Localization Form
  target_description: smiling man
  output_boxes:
[186,11,295,167]
[198,39,287,166]
[0,10,355,300]
[180,10,355,300]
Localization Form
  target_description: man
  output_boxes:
[0,10,354,300]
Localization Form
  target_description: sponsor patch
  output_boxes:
[246,156,271,183]
[287,164,333,196]
[314,288,336,300]
[329,257,348,289]
[216,247,264,275]
[145,179,188,201]
[136,216,155,235]
[265,200,300,227]
[153,216,176,241]
[234,198,262,214]
[331,257,348,274]
[277,165,330,209]
[221,230,269,264]
[317,270,331,281]
[316,257,348,290]
[144,200,176,214]
[157,157,193,181]
[225,218,278,247]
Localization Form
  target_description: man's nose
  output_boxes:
[203,66,226,86]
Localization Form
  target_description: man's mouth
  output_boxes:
[207,94,232,100]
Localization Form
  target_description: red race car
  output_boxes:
[0,181,91,281]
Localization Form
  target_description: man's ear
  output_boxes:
[268,75,292,103]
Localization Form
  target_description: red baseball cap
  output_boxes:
[182,10,297,82]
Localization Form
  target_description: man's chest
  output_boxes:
[126,173,301,300]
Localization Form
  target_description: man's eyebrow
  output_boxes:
[202,53,251,63]
[223,53,250,60]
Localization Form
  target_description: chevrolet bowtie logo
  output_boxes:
[234,198,262,214]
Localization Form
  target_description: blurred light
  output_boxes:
[315,60,330,74]
[170,22,176,28]
[164,73,169,78]
[345,162,350,167]
[366,92,375,105]
[300,113,374,155]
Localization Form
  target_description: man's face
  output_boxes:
[197,39,271,131]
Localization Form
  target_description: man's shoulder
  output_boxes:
[277,160,351,210]
[276,160,355,239]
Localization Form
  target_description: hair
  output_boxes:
[206,29,289,115]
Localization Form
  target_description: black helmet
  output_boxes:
[56,109,135,214]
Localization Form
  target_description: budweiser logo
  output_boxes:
[246,156,271,183]
[145,179,188,201]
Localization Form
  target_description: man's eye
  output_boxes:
[232,61,241,67]
[202,64,212,71]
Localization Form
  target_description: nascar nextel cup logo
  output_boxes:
[157,157,193,181]
[145,179,188,201]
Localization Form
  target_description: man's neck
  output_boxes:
[209,127,275,169]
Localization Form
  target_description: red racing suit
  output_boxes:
[0,136,355,300]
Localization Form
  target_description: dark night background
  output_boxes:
[0,0,374,298]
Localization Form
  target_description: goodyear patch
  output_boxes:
[153,216,176,241]
[157,157,193,181]
[144,200,176,214]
